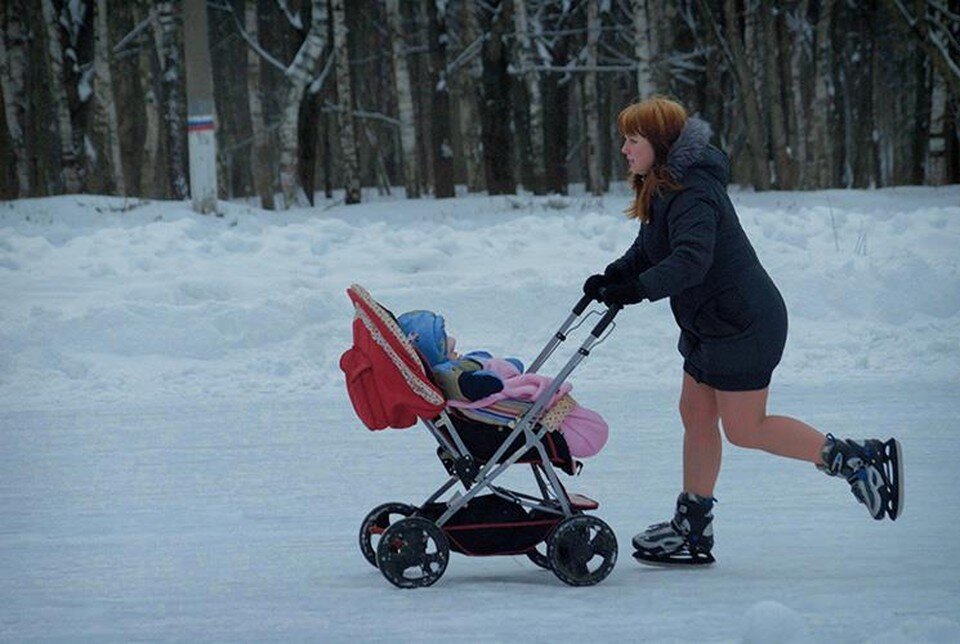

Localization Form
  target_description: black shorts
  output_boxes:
[683,359,773,392]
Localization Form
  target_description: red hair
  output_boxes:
[617,96,688,222]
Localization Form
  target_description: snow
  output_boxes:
[1,185,959,641]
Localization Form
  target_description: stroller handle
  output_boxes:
[591,303,622,337]
[572,293,593,316]
[527,295,621,375]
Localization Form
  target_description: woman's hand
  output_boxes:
[582,273,609,301]
[599,280,647,306]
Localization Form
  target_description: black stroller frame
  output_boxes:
[359,295,622,588]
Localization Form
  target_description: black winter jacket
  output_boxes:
[607,118,787,388]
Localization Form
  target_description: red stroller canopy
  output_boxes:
[340,284,445,430]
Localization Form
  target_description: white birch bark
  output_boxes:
[0,10,31,197]
[385,0,420,199]
[585,0,604,195]
[330,0,360,204]
[246,1,275,209]
[155,1,188,199]
[631,0,655,100]
[40,0,82,193]
[513,0,546,194]
[93,0,126,195]
[278,0,332,208]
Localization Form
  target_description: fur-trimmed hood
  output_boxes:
[665,117,728,186]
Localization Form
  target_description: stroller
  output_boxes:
[340,284,621,588]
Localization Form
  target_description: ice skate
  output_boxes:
[633,492,715,566]
[820,434,903,521]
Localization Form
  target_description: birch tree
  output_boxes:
[245,1,274,209]
[585,0,604,195]
[426,0,455,199]
[92,0,126,195]
[278,1,330,207]
[632,0,656,100]
[155,1,188,199]
[330,0,361,205]
[386,0,420,198]
[513,0,546,194]
[811,0,836,187]
[761,4,793,188]
[455,0,485,193]
[0,2,30,197]
[40,0,82,193]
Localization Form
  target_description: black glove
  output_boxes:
[599,280,647,306]
[582,273,609,301]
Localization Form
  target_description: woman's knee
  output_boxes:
[721,419,762,449]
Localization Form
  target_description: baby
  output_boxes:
[397,310,608,458]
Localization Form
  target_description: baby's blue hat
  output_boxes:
[397,310,447,366]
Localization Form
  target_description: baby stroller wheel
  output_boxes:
[376,517,449,589]
[359,502,417,568]
[547,515,618,586]
[526,544,551,570]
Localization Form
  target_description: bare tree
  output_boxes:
[454,0,485,193]
[761,4,793,188]
[386,0,420,199]
[426,0,455,198]
[513,0,546,194]
[40,0,82,193]
[155,1,188,199]
[92,0,126,195]
[279,0,332,207]
[245,1,275,209]
[811,0,836,187]
[0,1,30,197]
[585,0,604,195]
[330,0,361,204]
[632,0,656,100]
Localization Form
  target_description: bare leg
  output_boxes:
[679,373,722,497]
[716,388,826,464]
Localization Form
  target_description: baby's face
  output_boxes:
[446,336,459,360]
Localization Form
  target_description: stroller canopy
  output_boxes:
[340,284,445,430]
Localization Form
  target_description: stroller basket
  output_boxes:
[343,284,621,588]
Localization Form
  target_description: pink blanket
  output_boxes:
[447,358,609,457]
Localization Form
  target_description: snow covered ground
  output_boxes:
[1,185,958,641]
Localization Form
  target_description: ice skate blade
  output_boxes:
[888,438,903,521]
[632,550,715,568]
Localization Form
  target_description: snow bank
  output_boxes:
[1,186,958,410]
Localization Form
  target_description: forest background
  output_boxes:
[1,0,958,209]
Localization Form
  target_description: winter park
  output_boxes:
[2,0,960,642]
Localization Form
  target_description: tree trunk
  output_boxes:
[155,1,188,199]
[788,0,811,188]
[811,0,836,188]
[40,0,82,193]
[426,0,455,199]
[385,0,420,198]
[761,4,793,188]
[632,0,656,100]
[542,1,570,195]
[513,0,546,194]
[723,0,771,190]
[93,0,126,196]
[585,0,604,195]
[480,0,515,195]
[0,2,31,197]
[330,0,361,204]
[457,0,485,193]
[246,1,275,209]
[278,0,330,208]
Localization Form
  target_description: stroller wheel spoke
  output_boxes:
[376,518,449,589]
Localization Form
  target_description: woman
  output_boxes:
[583,96,903,566]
